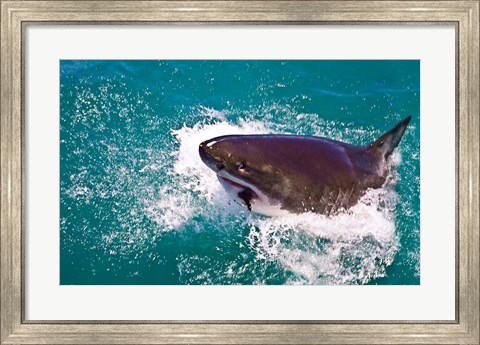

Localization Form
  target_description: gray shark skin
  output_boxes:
[199,117,411,216]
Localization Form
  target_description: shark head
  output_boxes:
[199,135,290,215]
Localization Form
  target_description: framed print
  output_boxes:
[1,1,478,344]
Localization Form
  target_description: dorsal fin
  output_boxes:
[370,116,411,165]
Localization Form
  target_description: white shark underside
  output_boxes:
[217,170,292,217]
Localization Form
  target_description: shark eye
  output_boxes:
[238,162,245,170]
[377,140,385,148]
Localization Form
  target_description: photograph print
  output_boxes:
[60,60,420,285]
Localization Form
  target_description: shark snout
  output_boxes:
[199,139,224,172]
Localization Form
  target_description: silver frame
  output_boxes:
[1,1,478,344]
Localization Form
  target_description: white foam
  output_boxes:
[247,187,399,284]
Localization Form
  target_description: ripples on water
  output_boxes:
[60,60,420,285]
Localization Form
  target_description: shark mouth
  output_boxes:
[214,171,291,217]
[216,175,258,211]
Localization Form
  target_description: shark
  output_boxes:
[198,116,411,216]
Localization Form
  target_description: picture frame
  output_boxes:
[1,1,478,344]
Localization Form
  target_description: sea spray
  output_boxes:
[149,115,401,284]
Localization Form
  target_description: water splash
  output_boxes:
[149,108,401,285]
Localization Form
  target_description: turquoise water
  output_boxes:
[60,60,420,285]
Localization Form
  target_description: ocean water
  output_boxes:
[60,60,420,285]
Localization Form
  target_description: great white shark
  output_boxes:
[199,116,411,216]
